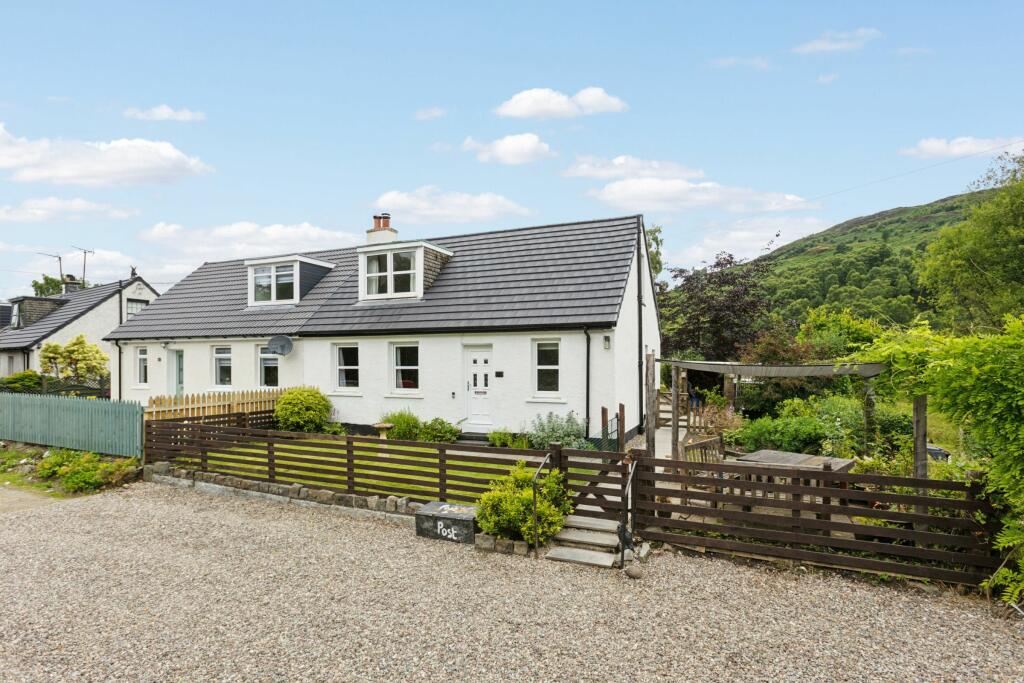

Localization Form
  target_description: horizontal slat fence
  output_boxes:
[0,393,143,457]
[146,419,631,510]
[634,456,996,585]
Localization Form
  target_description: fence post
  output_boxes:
[267,438,276,482]
[617,403,626,452]
[791,473,802,531]
[818,462,832,536]
[549,442,564,476]
[438,446,448,502]
[345,436,355,494]
[198,424,208,472]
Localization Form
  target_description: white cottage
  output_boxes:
[0,275,158,378]
[106,215,661,438]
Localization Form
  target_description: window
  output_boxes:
[136,347,149,385]
[10,303,20,329]
[258,346,279,387]
[393,343,419,390]
[336,345,359,389]
[7,355,14,376]
[252,264,297,304]
[213,347,232,386]
[126,298,148,317]
[365,250,416,297]
[535,341,559,393]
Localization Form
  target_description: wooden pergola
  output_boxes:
[647,356,928,479]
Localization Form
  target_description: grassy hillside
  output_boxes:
[758,191,990,324]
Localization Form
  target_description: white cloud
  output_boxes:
[0,123,210,186]
[591,177,811,213]
[0,197,136,223]
[793,28,882,54]
[139,221,362,261]
[667,216,831,267]
[123,104,206,122]
[373,186,529,223]
[414,106,446,121]
[817,73,839,85]
[710,56,769,70]
[899,136,1024,159]
[494,86,627,118]
[462,133,554,165]
[564,154,704,180]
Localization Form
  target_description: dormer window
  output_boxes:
[245,255,333,307]
[366,250,416,296]
[10,303,20,329]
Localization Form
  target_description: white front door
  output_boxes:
[465,347,493,428]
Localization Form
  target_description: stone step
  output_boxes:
[554,527,619,550]
[545,546,618,569]
[564,515,619,533]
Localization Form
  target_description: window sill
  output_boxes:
[328,390,363,397]
[527,396,567,404]
[384,392,424,399]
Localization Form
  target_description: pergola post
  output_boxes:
[723,373,737,409]
[862,378,877,456]
[913,395,928,479]
[670,365,680,459]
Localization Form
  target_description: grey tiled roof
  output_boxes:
[106,215,643,341]
[0,279,145,350]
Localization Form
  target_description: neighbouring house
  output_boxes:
[105,215,661,438]
[0,275,159,379]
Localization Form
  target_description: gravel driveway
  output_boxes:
[1,484,1021,682]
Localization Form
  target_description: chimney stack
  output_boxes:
[366,212,399,245]
[62,274,82,293]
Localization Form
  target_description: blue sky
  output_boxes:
[2,1,1022,298]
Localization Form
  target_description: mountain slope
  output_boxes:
[758,191,990,323]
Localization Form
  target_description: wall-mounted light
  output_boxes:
[603,335,611,350]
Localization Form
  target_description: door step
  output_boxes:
[545,546,619,569]
[553,527,619,550]
[564,515,619,533]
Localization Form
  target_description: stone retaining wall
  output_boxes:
[143,462,421,528]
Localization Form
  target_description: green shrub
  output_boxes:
[476,461,572,544]
[418,417,460,443]
[0,369,42,393]
[526,412,593,450]
[380,410,421,440]
[734,415,829,454]
[488,428,514,448]
[322,422,348,436]
[275,387,333,433]
[35,449,78,479]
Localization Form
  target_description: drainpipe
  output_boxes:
[583,327,591,437]
[636,221,645,434]
[116,280,124,401]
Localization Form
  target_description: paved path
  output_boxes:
[1,483,1021,682]
[0,485,55,514]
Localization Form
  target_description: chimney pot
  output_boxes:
[381,213,391,229]
[372,215,382,230]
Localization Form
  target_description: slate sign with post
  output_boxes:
[415,501,477,544]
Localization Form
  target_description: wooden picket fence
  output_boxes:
[145,388,287,421]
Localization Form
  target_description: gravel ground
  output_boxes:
[1,484,1021,682]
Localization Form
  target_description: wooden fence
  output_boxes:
[633,456,997,585]
[0,393,143,457]
[145,419,629,515]
[145,388,287,421]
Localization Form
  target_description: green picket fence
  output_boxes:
[0,393,143,458]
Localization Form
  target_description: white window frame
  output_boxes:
[356,242,453,302]
[533,339,560,396]
[126,298,148,318]
[212,346,233,387]
[390,342,420,394]
[363,250,417,299]
[243,254,333,307]
[10,303,20,329]
[135,347,149,386]
[333,343,360,392]
[257,345,279,388]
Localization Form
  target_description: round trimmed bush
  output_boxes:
[275,387,333,433]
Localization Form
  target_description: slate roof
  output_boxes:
[0,303,10,329]
[0,278,148,350]
[106,215,644,341]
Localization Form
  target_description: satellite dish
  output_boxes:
[266,335,293,356]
